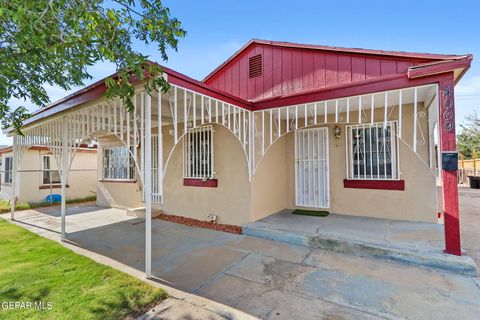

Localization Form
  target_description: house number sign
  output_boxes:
[443,86,454,132]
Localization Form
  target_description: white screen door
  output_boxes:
[295,128,330,208]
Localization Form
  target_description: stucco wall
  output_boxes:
[97,101,438,225]
[259,102,438,223]
[96,145,144,209]
[161,124,251,225]
[0,149,97,203]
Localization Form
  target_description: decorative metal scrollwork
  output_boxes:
[442,86,454,132]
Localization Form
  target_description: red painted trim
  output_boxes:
[183,178,218,188]
[408,59,472,79]
[98,179,137,184]
[438,74,462,256]
[20,64,252,130]
[254,72,453,110]
[343,179,405,191]
[165,68,252,110]
[0,145,96,154]
[39,184,69,190]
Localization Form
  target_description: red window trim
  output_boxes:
[343,179,405,191]
[183,178,218,188]
[39,184,70,190]
[99,179,137,184]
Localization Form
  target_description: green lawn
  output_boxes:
[0,219,167,320]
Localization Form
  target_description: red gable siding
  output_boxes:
[205,43,432,102]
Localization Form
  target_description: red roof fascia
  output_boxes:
[0,145,96,154]
[253,72,454,110]
[22,66,253,128]
[408,57,472,80]
[0,146,12,154]
[202,39,470,82]
[162,66,253,110]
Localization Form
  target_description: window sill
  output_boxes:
[99,179,136,183]
[39,184,69,190]
[343,179,405,191]
[183,178,218,188]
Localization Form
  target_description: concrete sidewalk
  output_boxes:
[1,205,257,320]
[3,200,480,320]
[244,210,477,275]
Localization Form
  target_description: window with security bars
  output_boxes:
[184,126,214,179]
[103,146,135,180]
[4,156,12,183]
[347,122,399,180]
[42,155,61,184]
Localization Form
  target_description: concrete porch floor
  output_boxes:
[2,190,480,320]
[244,209,476,275]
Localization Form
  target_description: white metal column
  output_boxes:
[60,117,68,241]
[10,136,18,220]
[145,92,152,278]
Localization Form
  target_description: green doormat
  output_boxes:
[292,209,329,217]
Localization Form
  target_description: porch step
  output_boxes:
[126,207,162,218]
[243,223,477,276]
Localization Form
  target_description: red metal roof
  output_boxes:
[20,39,472,129]
[0,145,96,154]
[23,63,253,128]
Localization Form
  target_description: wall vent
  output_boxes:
[249,54,263,78]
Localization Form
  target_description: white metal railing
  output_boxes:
[151,135,161,203]
[252,84,437,175]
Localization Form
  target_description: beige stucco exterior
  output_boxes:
[94,99,439,225]
[251,102,438,223]
[161,125,251,225]
[0,148,97,203]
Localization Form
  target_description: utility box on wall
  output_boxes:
[442,152,458,171]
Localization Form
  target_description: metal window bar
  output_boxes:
[347,122,398,180]
[102,146,135,180]
[184,125,214,179]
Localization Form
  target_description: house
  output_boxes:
[0,145,97,203]
[6,39,472,277]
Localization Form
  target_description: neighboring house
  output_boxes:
[0,145,97,203]
[7,39,472,260]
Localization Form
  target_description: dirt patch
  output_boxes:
[155,213,242,235]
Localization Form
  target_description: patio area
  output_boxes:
[244,209,476,275]
[2,193,480,320]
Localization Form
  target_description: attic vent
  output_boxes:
[249,54,263,78]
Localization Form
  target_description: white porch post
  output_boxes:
[60,118,68,241]
[10,136,18,220]
[145,92,152,278]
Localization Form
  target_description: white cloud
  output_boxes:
[456,75,480,97]
[455,76,480,131]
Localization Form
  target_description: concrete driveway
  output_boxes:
[3,191,480,320]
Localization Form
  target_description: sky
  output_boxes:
[2,0,480,145]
